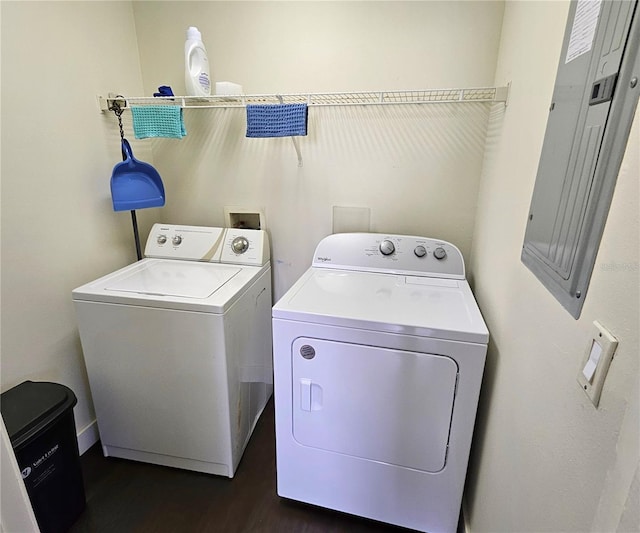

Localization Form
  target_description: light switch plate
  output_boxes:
[577,321,618,407]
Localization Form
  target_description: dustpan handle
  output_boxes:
[121,139,133,162]
[131,210,142,261]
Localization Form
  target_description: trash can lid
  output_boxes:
[1,381,77,448]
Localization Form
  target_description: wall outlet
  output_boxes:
[577,321,618,408]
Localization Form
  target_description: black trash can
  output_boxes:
[1,381,86,533]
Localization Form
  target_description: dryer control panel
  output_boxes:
[145,224,270,266]
[313,233,464,279]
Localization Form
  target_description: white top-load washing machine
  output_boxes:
[272,233,488,533]
[73,224,273,477]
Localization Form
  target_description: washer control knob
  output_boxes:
[414,245,427,258]
[172,235,182,246]
[434,247,447,260]
[379,240,395,256]
[232,236,249,254]
[157,235,167,245]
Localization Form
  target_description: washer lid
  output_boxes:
[273,268,489,344]
[105,261,240,298]
[72,258,268,314]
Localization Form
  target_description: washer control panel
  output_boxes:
[313,233,464,278]
[145,224,270,266]
[220,228,270,266]
[379,239,396,256]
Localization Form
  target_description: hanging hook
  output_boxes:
[109,96,126,147]
[107,94,126,112]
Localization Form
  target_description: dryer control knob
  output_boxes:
[434,247,447,260]
[172,235,183,246]
[157,235,167,245]
[414,245,427,258]
[232,236,249,254]
[379,240,395,256]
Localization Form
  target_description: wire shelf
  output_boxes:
[98,86,509,111]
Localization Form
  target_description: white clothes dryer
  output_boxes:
[272,233,488,533]
[73,224,273,477]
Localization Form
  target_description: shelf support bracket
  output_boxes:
[291,137,303,167]
[276,94,304,167]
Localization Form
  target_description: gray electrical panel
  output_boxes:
[522,0,639,318]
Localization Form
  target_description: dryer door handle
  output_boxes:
[300,378,312,411]
[299,378,323,411]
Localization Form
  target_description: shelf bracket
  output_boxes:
[291,137,303,167]
[276,94,304,167]
[97,93,127,113]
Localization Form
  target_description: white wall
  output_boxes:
[131,0,505,298]
[0,0,503,457]
[0,1,152,449]
[133,1,503,95]
[465,2,639,532]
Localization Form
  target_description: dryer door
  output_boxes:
[291,337,458,473]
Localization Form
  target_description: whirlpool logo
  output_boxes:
[316,256,332,263]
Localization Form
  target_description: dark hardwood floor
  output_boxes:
[69,399,409,533]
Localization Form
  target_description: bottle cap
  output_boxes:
[187,26,202,40]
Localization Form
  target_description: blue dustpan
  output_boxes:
[110,139,165,212]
